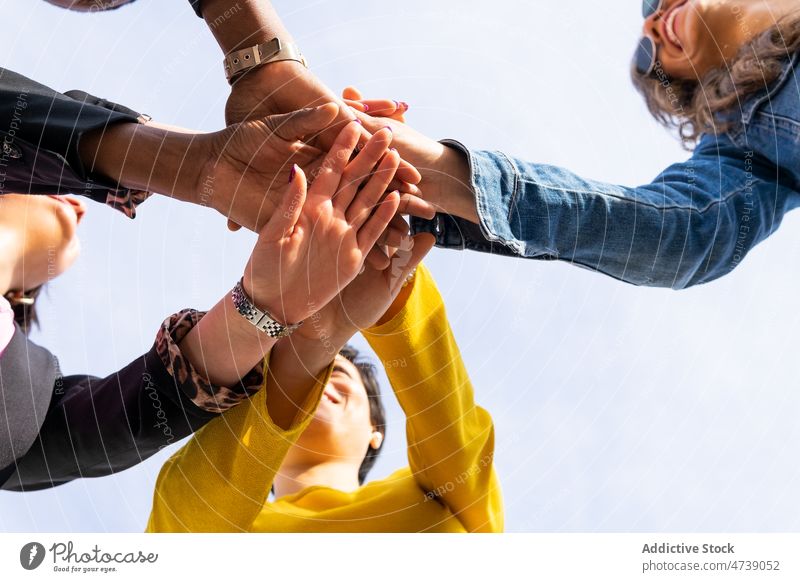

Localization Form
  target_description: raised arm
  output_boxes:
[147,124,403,531]
[362,264,503,532]
[352,101,800,289]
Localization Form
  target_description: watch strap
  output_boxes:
[224,38,308,83]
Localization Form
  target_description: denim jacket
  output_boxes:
[413,51,800,289]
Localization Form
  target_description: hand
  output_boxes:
[293,231,435,345]
[225,64,435,220]
[200,103,339,232]
[242,121,402,325]
[341,86,478,224]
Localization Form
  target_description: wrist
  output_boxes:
[179,293,276,387]
[426,144,477,223]
[240,272,306,329]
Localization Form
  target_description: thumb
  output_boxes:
[269,102,340,141]
[260,165,308,241]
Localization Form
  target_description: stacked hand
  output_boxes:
[242,120,402,327]
[224,63,436,221]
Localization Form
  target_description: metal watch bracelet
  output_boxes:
[231,278,303,338]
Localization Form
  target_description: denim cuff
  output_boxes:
[411,140,528,259]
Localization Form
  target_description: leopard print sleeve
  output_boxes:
[155,309,265,414]
[104,190,153,218]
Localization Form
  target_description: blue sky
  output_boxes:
[2,0,800,532]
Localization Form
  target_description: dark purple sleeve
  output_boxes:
[2,310,265,491]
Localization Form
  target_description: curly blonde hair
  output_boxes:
[631,11,800,148]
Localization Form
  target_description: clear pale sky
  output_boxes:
[2,0,799,532]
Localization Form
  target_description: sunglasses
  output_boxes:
[635,0,666,76]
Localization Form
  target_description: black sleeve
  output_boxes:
[189,0,203,17]
[0,68,143,201]
[2,342,218,491]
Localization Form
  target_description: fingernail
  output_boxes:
[394,100,401,110]
[400,101,409,110]
[390,147,397,152]
[353,118,363,125]
[289,164,297,183]
[363,103,369,112]
[384,126,393,133]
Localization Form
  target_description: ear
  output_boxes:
[369,430,383,450]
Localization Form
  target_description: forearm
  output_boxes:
[363,266,501,531]
[179,293,276,388]
[201,0,293,53]
[418,139,800,289]
[265,326,353,430]
[78,121,207,206]
[5,338,218,491]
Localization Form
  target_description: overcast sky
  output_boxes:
[2,0,799,533]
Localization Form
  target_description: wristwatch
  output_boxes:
[231,278,304,338]
[224,38,308,83]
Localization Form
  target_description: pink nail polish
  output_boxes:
[384,126,393,133]
[354,118,363,125]
[400,101,409,110]
[363,103,370,112]
[289,165,297,183]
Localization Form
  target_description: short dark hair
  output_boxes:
[339,344,386,484]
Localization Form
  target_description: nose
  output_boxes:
[642,12,663,43]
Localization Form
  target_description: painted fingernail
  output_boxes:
[363,103,370,112]
[384,125,393,133]
[353,118,363,125]
[289,164,297,183]
[400,101,409,110]
[390,147,397,152]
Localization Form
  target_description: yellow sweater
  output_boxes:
[146,265,503,533]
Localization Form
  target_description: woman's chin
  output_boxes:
[50,236,82,281]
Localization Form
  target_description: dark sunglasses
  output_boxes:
[635,0,666,76]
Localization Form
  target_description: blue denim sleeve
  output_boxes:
[412,136,800,289]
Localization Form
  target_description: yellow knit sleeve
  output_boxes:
[146,353,334,533]
[363,264,503,532]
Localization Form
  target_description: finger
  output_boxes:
[357,191,401,255]
[227,219,243,232]
[342,86,364,101]
[343,99,368,113]
[345,149,400,228]
[268,103,340,142]
[353,99,405,118]
[365,245,391,270]
[398,193,437,219]
[261,165,307,241]
[388,179,421,197]
[387,233,436,292]
[311,120,363,195]
[333,127,394,212]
